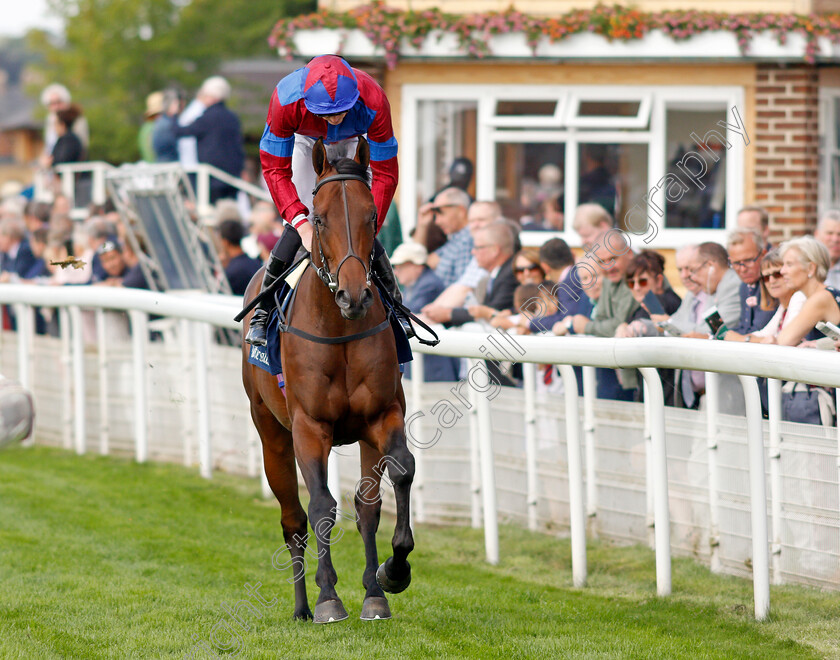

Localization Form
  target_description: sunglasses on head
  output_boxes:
[761,270,783,282]
[514,264,542,274]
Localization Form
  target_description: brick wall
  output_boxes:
[754,64,820,241]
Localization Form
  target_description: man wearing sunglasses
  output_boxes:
[247,55,408,346]
[727,227,777,335]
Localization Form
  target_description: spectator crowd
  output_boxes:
[5,78,840,426]
[400,187,840,426]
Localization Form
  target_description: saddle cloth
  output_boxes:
[247,262,412,387]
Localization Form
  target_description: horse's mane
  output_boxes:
[331,158,370,185]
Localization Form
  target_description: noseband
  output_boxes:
[311,173,376,292]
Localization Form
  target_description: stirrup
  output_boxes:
[395,311,416,339]
[245,308,269,346]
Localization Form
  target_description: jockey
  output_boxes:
[246,54,412,346]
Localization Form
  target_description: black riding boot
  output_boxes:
[372,245,415,339]
[246,226,303,346]
[245,253,287,346]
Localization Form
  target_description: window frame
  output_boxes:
[400,83,745,249]
[819,87,840,213]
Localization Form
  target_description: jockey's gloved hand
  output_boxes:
[294,216,313,253]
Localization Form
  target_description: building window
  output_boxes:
[401,85,745,247]
[819,89,840,212]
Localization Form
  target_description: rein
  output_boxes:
[279,171,387,345]
[311,173,375,293]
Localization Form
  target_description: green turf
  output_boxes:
[0,446,838,659]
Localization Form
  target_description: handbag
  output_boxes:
[781,381,836,426]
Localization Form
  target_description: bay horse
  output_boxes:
[241,137,414,623]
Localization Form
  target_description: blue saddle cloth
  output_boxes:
[247,283,412,381]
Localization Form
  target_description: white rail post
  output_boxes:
[467,360,482,529]
[705,371,721,573]
[129,311,149,463]
[69,306,86,455]
[328,449,342,520]
[59,307,72,450]
[259,448,273,499]
[12,304,31,392]
[837,387,840,576]
[582,366,598,524]
[643,380,655,549]
[95,310,110,455]
[193,321,212,479]
[473,360,499,565]
[178,319,194,467]
[523,362,539,532]
[410,354,426,524]
[767,378,783,585]
[559,365,587,587]
[738,374,771,621]
[638,368,671,597]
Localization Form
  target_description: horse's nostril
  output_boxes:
[361,287,373,307]
[336,289,351,307]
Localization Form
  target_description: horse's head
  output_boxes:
[310,137,377,320]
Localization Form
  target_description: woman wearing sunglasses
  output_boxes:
[615,250,681,337]
[724,249,802,342]
[512,248,545,285]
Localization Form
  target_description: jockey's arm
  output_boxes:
[296,220,314,253]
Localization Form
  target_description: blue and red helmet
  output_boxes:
[301,55,360,115]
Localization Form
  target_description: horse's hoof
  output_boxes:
[293,607,313,621]
[313,599,348,624]
[360,596,391,621]
[376,558,411,594]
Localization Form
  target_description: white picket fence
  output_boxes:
[2,284,840,622]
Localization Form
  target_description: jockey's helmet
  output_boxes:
[301,55,360,116]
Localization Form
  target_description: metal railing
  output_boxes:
[36,162,271,220]
[1,283,839,621]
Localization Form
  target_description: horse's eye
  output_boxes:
[370,210,377,227]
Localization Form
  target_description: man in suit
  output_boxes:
[0,217,37,282]
[174,76,245,204]
[681,241,742,335]
[679,241,743,412]
[428,221,517,327]
[392,241,459,382]
[727,227,776,335]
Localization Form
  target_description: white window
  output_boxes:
[400,84,745,248]
[819,88,840,212]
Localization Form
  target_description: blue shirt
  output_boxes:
[433,227,473,288]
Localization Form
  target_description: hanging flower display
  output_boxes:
[268,2,840,68]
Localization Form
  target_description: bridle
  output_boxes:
[310,173,376,293]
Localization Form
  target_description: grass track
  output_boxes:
[1,446,839,659]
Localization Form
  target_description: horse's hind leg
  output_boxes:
[292,415,348,624]
[250,402,312,621]
[356,442,390,620]
[368,407,415,595]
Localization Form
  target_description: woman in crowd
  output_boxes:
[757,236,840,346]
[512,247,545,285]
[615,250,681,337]
[725,249,803,342]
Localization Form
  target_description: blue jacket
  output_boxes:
[225,252,262,297]
[1,240,38,279]
[403,266,460,382]
[175,102,245,180]
[734,280,777,334]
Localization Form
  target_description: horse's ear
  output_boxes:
[355,136,370,170]
[312,138,328,177]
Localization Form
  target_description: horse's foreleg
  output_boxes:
[356,442,390,620]
[250,402,312,621]
[368,407,415,594]
[292,415,348,623]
